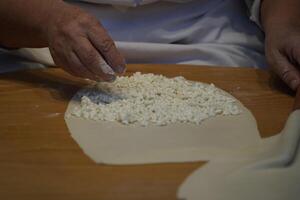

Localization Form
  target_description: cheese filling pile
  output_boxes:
[70,72,241,126]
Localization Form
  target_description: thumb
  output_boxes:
[269,53,300,91]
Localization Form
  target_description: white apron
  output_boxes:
[0,0,265,73]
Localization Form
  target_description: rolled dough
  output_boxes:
[64,82,261,164]
[178,110,300,200]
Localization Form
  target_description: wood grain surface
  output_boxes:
[0,64,295,200]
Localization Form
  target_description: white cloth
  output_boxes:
[0,0,266,73]
[245,0,262,27]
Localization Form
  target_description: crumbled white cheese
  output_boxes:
[69,72,241,126]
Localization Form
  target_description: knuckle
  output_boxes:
[60,21,78,35]
[281,68,296,82]
[78,14,97,28]
[100,38,115,53]
[83,49,98,66]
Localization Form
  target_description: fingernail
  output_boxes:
[291,79,300,90]
[95,74,116,82]
[99,63,117,82]
[106,74,116,82]
[115,65,126,74]
[100,63,115,76]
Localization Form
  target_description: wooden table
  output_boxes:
[0,64,295,200]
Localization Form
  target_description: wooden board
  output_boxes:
[0,64,295,200]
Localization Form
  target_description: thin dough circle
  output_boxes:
[64,80,261,164]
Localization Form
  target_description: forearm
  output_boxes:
[0,0,65,48]
[261,0,300,34]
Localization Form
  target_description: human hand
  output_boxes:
[262,0,300,91]
[45,2,125,82]
[265,24,300,91]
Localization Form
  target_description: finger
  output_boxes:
[50,46,99,80]
[87,23,126,74]
[268,51,300,90]
[49,47,80,77]
[72,37,116,82]
[68,51,101,81]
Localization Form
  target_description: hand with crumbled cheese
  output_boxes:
[0,0,126,82]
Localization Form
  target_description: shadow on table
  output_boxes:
[0,67,90,102]
[269,71,294,96]
[267,70,299,110]
[254,68,294,96]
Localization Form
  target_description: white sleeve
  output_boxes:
[245,0,262,28]
[0,47,54,66]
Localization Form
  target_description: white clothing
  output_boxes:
[0,0,265,73]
